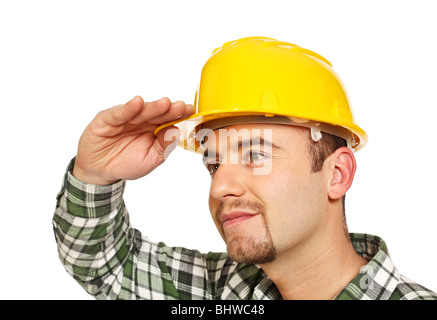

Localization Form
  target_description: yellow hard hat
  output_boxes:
[154,36,367,152]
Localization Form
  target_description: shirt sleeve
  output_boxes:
[52,158,232,300]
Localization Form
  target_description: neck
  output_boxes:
[260,222,367,300]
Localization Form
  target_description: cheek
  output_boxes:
[259,166,309,208]
[259,168,327,245]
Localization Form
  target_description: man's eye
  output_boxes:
[206,163,220,175]
[244,151,266,165]
[251,152,264,163]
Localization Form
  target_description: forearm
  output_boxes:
[52,158,134,298]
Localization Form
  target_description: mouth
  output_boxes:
[220,211,259,228]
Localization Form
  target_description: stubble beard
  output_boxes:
[216,199,277,265]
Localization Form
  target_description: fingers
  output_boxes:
[181,103,195,119]
[99,96,194,129]
[128,98,195,125]
[100,96,144,126]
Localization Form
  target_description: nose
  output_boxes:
[209,163,246,201]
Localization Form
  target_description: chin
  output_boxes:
[226,236,277,265]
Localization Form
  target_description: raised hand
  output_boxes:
[73,96,194,185]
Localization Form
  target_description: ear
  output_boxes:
[327,147,357,200]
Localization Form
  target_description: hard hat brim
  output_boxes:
[153,109,368,153]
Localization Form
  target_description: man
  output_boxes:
[53,37,436,300]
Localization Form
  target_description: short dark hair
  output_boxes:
[307,131,347,173]
[307,131,349,237]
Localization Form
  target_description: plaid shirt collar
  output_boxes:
[333,233,400,300]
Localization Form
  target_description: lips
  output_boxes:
[220,211,259,227]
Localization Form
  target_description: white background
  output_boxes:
[1,0,436,299]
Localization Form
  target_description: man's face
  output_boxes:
[202,123,329,265]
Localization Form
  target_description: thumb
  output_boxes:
[156,126,181,160]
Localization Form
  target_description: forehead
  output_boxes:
[200,123,308,150]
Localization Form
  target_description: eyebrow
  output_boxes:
[202,136,283,158]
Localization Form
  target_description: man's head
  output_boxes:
[201,123,355,265]
[155,37,364,265]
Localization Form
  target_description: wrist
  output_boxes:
[72,162,118,186]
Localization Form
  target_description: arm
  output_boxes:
[53,96,216,299]
[53,159,233,299]
[53,159,133,298]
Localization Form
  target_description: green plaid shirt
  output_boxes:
[53,159,437,300]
